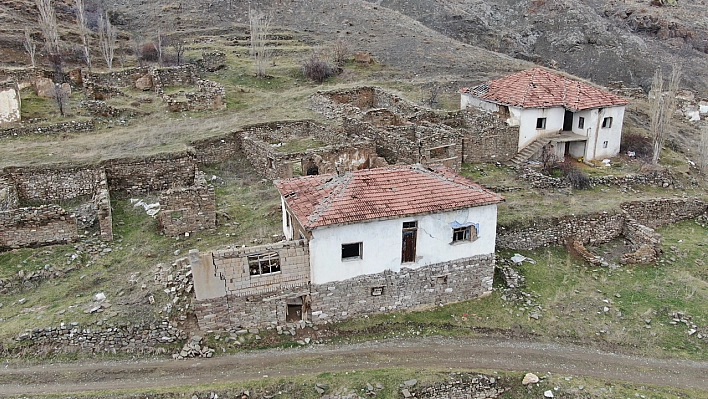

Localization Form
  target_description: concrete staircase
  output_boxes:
[505,139,547,168]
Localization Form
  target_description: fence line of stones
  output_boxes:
[12,320,185,356]
[0,119,95,139]
[517,166,677,190]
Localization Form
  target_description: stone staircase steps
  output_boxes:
[505,139,547,168]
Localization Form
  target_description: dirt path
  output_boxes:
[1,336,707,396]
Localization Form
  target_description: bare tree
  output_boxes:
[331,38,350,66]
[23,28,37,67]
[171,37,186,66]
[35,0,60,57]
[98,11,117,70]
[650,64,682,164]
[700,125,708,174]
[249,9,270,78]
[74,0,92,70]
[130,31,144,66]
[154,29,164,67]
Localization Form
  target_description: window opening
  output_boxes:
[536,117,547,129]
[342,242,362,260]
[248,252,281,276]
[371,286,384,296]
[452,225,478,243]
[578,116,585,129]
[602,117,613,128]
[603,141,608,148]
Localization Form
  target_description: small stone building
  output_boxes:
[192,165,504,329]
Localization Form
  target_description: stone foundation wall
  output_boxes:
[103,152,196,195]
[0,205,78,250]
[310,254,495,324]
[81,67,150,89]
[497,212,626,250]
[152,65,197,92]
[198,51,227,72]
[157,173,216,237]
[190,133,242,165]
[4,165,103,203]
[621,198,707,228]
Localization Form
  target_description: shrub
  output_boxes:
[557,162,591,190]
[302,54,339,83]
[141,43,159,62]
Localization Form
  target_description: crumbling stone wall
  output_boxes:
[0,120,95,139]
[0,177,18,211]
[0,81,21,125]
[197,51,227,72]
[190,133,242,165]
[165,79,226,112]
[497,212,626,250]
[103,152,196,195]
[621,198,707,228]
[192,240,310,330]
[14,320,184,356]
[81,67,150,89]
[94,172,113,242]
[157,172,216,237]
[310,254,494,324]
[152,65,198,93]
[4,165,103,203]
[0,205,78,250]
[458,111,519,163]
[621,216,662,264]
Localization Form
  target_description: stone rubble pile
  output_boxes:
[174,335,215,359]
[154,258,194,319]
[415,373,508,398]
[669,311,707,342]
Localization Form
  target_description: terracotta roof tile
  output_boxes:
[274,165,504,230]
[460,68,628,111]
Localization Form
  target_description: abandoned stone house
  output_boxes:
[460,68,629,163]
[192,164,504,330]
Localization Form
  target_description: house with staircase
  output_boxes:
[460,68,629,166]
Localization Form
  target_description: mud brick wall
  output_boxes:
[0,120,95,139]
[0,177,18,211]
[102,152,196,195]
[620,198,707,228]
[4,165,103,203]
[157,174,216,237]
[497,212,626,250]
[190,133,242,165]
[310,254,494,324]
[0,205,78,250]
[211,240,310,296]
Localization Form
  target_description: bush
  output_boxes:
[302,54,339,83]
[621,133,653,158]
[557,162,591,190]
[141,43,159,62]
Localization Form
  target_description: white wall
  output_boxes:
[517,107,565,150]
[460,93,499,113]
[280,197,294,240]
[308,205,498,284]
[0,87,21,125]
[588,106,625,160]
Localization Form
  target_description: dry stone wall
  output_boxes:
[621,198,707,228]
[103,152,196,195]
[0,205,78,250]
[157,172,216,237]
[310,254,494,324]
[4,165,103,203]
[0,177,18,211]
[0,120,95,139]
[190,133,242,165]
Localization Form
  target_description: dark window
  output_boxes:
[371,286,384,296]
[452,225,478,243]
[603,141,608,148]
[248,252,281,276]
[536,117,547,129]
[286,212,291,228]
[602,117,613,128]
[342,242,362,260]
[403,221,417,229]
[402,221,418,263]
[578,117,585,129]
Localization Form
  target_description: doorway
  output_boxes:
[563,110,573,131]
[401,221,417,263]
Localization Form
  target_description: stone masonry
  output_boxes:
[0,205,78,250]
[4,165,103,203]
[0,177,18,211]
[157,171,216,237]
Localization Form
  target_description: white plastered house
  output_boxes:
[274,164,504,285]
[460,68,629,161]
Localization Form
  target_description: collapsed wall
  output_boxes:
[102,152,196,195]
[0,205,78,250]
[157,172,216,237]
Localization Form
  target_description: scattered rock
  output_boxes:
[522,373,539,385]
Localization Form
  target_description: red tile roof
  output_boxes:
[460,68,628,111]
[275,165,504,230]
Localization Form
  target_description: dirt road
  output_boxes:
[1,336,707,396]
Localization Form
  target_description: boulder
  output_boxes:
[34,77,55,98]
[354,51,373,64]
[522,373,539,385]
[135,74,153,91]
